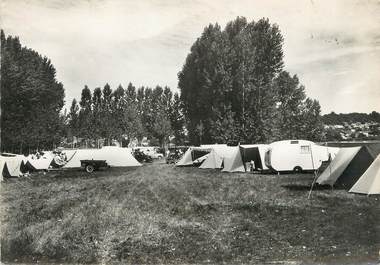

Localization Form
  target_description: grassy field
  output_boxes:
[1,162,379,264]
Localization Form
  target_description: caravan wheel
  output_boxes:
[293,166,303,173]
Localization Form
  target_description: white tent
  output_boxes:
[199,149,223,169]
[63,147,141,168]
[316,147,361,186]
[199,145,234,169]
[221,144,269,172]
[222,146,245,172]
[349,154,380,195]
[26,152,54,171]
[316,146,374,189]
[0,155,23,177]
[96,146,141,167]
[176,148,194,166]
[176,146,212,167]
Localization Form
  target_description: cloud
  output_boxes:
[1,0,380,113]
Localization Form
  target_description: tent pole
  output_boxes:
[308,144,318,199]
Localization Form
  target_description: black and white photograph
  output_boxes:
[0,0,380,264]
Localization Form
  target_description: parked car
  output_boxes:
[145,150,164,159]
[166,152,180,164]
[133,149,153,163]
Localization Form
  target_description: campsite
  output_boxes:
[1,161,379,264]
[1,140,380,264]
[2,1,380,264]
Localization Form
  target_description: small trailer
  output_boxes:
[80,160,109,173]
[264,140,339,173]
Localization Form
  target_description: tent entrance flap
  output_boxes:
[240,146,263,170]
[192,150,210,161]
[335,146,374,189]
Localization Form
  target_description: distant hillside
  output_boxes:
[322,111,380,125]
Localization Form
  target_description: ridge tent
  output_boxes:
[199,145,234,169]
[176,148,194,166]
[27,153,54,171]
[349,154,380,195]
[63,147,141,168]
[96,146,141,167]
[0,155,23,177]
[222,146,245,172]
[176,146,212,167]
[2,163,11,179]
[221,145,269,172]
[0,160,6,181]
[21,160,37,172]
[199,149,222,169]
[366,143,380,158]
[316,146,374,189]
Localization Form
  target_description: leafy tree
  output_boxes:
[78,85,92,139]
[273,71,305,140]
[300,98,324,141]
[178,17,284,144]
[153,110,172,147]
[178,17,328,144]
[169,93,186,145]
[1,30,65,152]
[68,98,79,138]
[101,83,114,144]
[91,87,103,139]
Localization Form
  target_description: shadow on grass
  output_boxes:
[282,184,334,191]
[46,167,140,179]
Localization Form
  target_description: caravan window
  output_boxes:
[290,140,299,144]
[300,145,311,154]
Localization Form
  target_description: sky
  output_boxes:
[1,0,380,114]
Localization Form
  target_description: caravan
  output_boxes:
[264,140,339,172]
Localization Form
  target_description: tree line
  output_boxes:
[67,83,185,147]
[323,111,380,125]
[1,30,65,153]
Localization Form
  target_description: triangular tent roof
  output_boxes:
[97,146,141,167]
[222,144,269,172]
[222,146,245,172]
[176,148,194,166]
[317,146,374,189]
[0,156,23,177]
[349,154,380,195]
[21,160,36,173]
[199,145,234,169]
[199,149,223,169]
[27,154,54,170]
[176,147,212,167]
[2,163,12,179]
[0,160,6,181]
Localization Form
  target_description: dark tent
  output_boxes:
[2,163,12,178]
[366,143,380,158]
[239,146,263,170]
[334,146,375,189]
[20,160,37,173]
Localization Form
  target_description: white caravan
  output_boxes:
[264,140,339,172]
